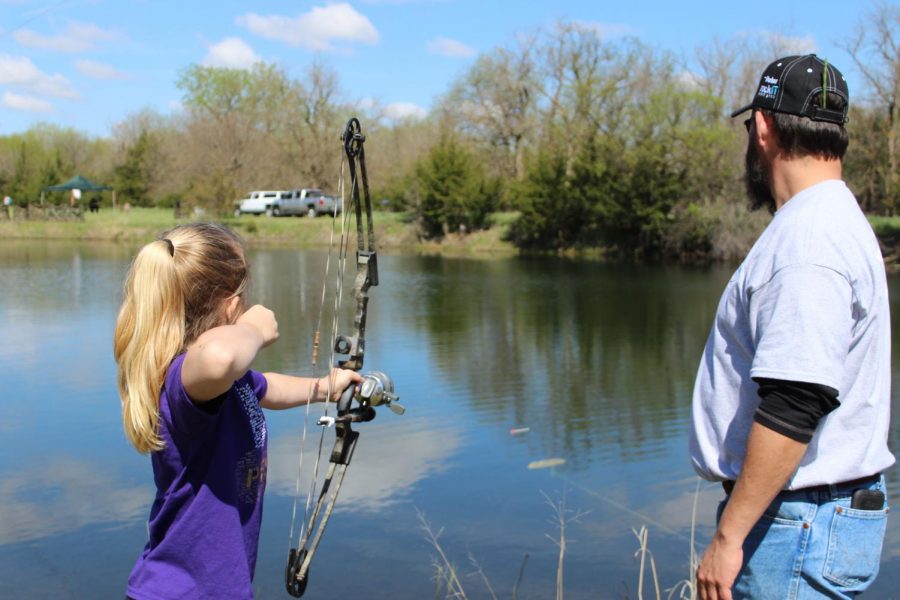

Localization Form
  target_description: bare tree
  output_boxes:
[843,2,900,212]
[440,35,539,180]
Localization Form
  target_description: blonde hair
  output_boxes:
[113,223,248,453]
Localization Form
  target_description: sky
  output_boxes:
[0,0,893,137]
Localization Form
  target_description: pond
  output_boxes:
[0,239,897,599]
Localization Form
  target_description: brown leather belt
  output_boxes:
[721,473,881,496]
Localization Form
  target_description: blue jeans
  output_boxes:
[717,476,889,599]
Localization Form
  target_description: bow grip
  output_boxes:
[337,381,356,415]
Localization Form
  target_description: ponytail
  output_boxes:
[114,239,186,453]
[113,223,248,454]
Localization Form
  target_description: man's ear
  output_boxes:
[754,110,777,154]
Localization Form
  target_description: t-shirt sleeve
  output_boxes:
[163,353,219,435]
[748,263,853,391]
[245,369,268,403]
[163,355,269,434]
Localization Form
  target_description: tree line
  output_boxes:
[0,6,897,261]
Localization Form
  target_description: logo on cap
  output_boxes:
[757,83,779,100]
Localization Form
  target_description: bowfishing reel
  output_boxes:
[358,371,404,413]
[318,371,404,427]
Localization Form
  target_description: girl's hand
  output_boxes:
[237,304,279,348]
[322,368,364,403]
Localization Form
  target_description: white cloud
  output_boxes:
[427,36,475,58]
[2,91,53,113]
[734,30,818,56]
[0,54,79,99]
[74,59,130,80]
[357,96,378,110]
[572,20,634,38]
[384,102,427,120]
[237,3,379,51]
[13,21,117,53]
[676,69,704,89]
[202,37,261,69]
[767,33,817,55]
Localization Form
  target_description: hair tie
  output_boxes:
[161,238,175,257]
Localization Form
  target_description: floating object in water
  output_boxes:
[509,427,531,436]
[527,458,566,470]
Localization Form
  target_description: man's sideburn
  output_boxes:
[745,137,776,214]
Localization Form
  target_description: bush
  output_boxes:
[411,135,498,239]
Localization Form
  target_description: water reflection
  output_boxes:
[391,256,733,469]
[0,457,152,545]
[0,240,897,598]
[267,413,463,511]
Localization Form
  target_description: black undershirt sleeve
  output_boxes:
[752,377,840,443]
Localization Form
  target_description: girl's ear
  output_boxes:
[224,295,244,324]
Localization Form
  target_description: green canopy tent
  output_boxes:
[42,175,116,208]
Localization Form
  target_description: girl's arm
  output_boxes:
[260,368,363,410]
[182,304,279,402]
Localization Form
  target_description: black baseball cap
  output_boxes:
[731,54,849,125]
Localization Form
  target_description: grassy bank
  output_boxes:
[5,207,900,263]
[0,207,518,257]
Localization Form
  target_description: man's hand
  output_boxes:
[696,423,809,600]
[697,534,743,600]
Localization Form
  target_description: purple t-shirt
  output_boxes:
[127,353,269,600]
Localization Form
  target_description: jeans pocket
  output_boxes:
[822,505,888,589]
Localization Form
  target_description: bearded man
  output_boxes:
[690,55,894,599]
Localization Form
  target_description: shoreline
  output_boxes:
[3,207,899,266]
[0,207,520,258]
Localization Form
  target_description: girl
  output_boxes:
[114,222,359,599]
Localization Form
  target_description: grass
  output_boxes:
[868,215,900,236]
[0,206,518,255]
[418,480,703,600]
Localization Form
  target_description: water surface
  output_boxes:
[0,240,897,599]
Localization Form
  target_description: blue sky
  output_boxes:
[0,0,892,137]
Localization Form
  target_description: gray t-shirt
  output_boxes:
[690,179,895,489]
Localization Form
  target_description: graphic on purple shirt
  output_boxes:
[127,353,268,600]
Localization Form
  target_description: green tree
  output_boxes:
[413,135,497,239]
[114,130,154,206]
[508,151,578,249]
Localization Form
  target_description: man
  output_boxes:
[690,54,894,599]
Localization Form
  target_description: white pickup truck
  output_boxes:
[234,191,288,217]
[234,188,324,217]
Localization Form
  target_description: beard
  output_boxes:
[745,138,776,214]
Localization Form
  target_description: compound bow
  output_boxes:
[284,117,404,597]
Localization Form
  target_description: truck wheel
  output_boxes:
[307,207,317,218]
